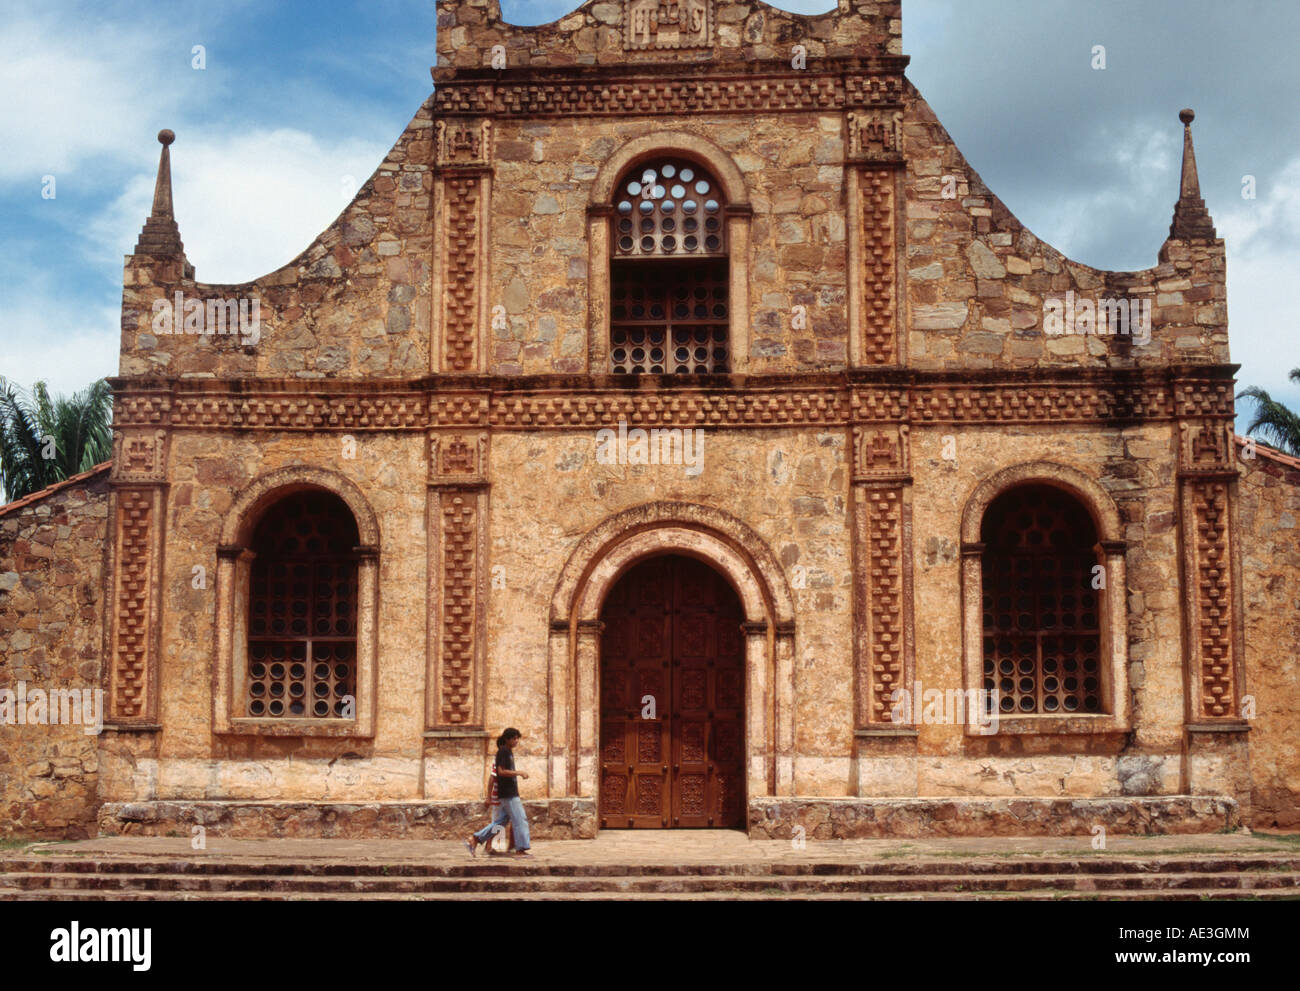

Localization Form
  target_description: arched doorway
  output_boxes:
[598,554,746,828]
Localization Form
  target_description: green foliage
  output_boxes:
[0,377,113,503]
[1238,368,1300,458]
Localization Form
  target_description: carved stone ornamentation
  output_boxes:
[108,490,157,721]
[1182,419,1235,471]
[853,425,910,483]
[625,0,711,50]
[107,377,1239,432]
[435,119,492,167]
[859,167,897,364]
[111,429,168,482]
[429,432,489,484]
[434,71,908,118]
[847,110,904,163]
[442,175,481,372]
[1189,480,1236,718]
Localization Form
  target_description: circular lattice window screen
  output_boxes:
[614,160,726,257]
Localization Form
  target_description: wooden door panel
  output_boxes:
[601,555,745,829]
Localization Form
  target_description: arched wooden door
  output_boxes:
[599,555,746,828]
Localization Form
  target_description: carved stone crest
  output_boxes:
[430,432,489,483]
[111,429,168,481]
[625,0,712,50]
[436,119,492,166]
[853,425,910,481]
[847,110,904,162]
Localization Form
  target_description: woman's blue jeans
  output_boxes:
[474,796,531,851]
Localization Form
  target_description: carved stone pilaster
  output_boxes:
[848,164,901,366]
[104,486,166,724]
[426,432,490,728]
[1176,417,1244,722]
[433,133,491,371]
[852,481,912,726]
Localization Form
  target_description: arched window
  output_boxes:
[246,491,360,718]
[610,158,729,374]
[980,485,1105,715]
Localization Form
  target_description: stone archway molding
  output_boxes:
[550,501,794,626]
[221,465,381,548]
[960,460,1123,546]
[547,501,796,806]
[589,130,750,207]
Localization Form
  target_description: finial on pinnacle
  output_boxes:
[1168,107,1216,240]
[134,126,186,259]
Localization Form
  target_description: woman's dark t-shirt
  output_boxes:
[495,745,518,799]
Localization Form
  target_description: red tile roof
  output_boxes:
[0,462,112,519]
[1236,435,1300,472]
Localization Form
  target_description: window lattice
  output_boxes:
[611,259,729,374]
[614,159,725,258]
[248,491,359,718]
[980,486,1103,715]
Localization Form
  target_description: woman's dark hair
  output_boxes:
[496,727,521,748]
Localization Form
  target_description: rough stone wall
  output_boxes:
[902,85,1228,369]
[118,98,437,382]
[0,471,110,838]
[1237,444,1300,827]
[491,113,849,374]
[435,0,902,68]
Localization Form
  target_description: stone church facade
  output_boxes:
[2,0,1297,839]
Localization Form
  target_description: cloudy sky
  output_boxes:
[3,0,1296,430]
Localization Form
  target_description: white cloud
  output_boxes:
[0,14,199,185]
[89,128,390,285]
[0,277,120,397]
[1221,156,1300,411]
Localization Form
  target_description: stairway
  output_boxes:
[3,851,1297,900]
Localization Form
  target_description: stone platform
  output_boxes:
[3,831,1296,901]
[96,795,1238,840]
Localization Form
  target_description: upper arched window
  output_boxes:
[610,158,729,374]
[979,485,1104,715]
[246,490,359,718]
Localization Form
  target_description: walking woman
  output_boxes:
[466,727,532,857]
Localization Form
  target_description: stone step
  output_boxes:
[5,855,1297,878]
[1,887,1296,902]
[2,870,1297,896]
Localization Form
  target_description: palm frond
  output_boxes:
[0,376,48,501]
[0,377,115,502]
[1238,385,1300,458]
[63,379,114,474]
